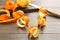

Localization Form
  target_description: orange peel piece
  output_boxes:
[0,9,10,21]
[38,8,48,17]
[28,25,40,38]
[4,0,18,11]
[17,16,30,28]
[12,10,24,18]
[0,17,19,23]
[17,0,30,8]
[38,17,46,27]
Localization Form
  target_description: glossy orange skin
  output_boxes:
[4,0,18,11]
[0,14,10,21]
[0,10,10,21]
[0,17,19,23]
[12,10,24,18]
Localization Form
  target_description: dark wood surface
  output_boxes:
[0,0,60,40]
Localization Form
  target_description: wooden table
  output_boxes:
[0,0,60,40]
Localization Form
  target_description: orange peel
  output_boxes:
[17,16,30,28]
[12,10,24,18]
[4,0,18,11]
[38,17,46,27]
[38,8,48,17]
[0,9,10,21]
[17,0,30,8]
[0,10,25,23]
[28,25,40,38]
